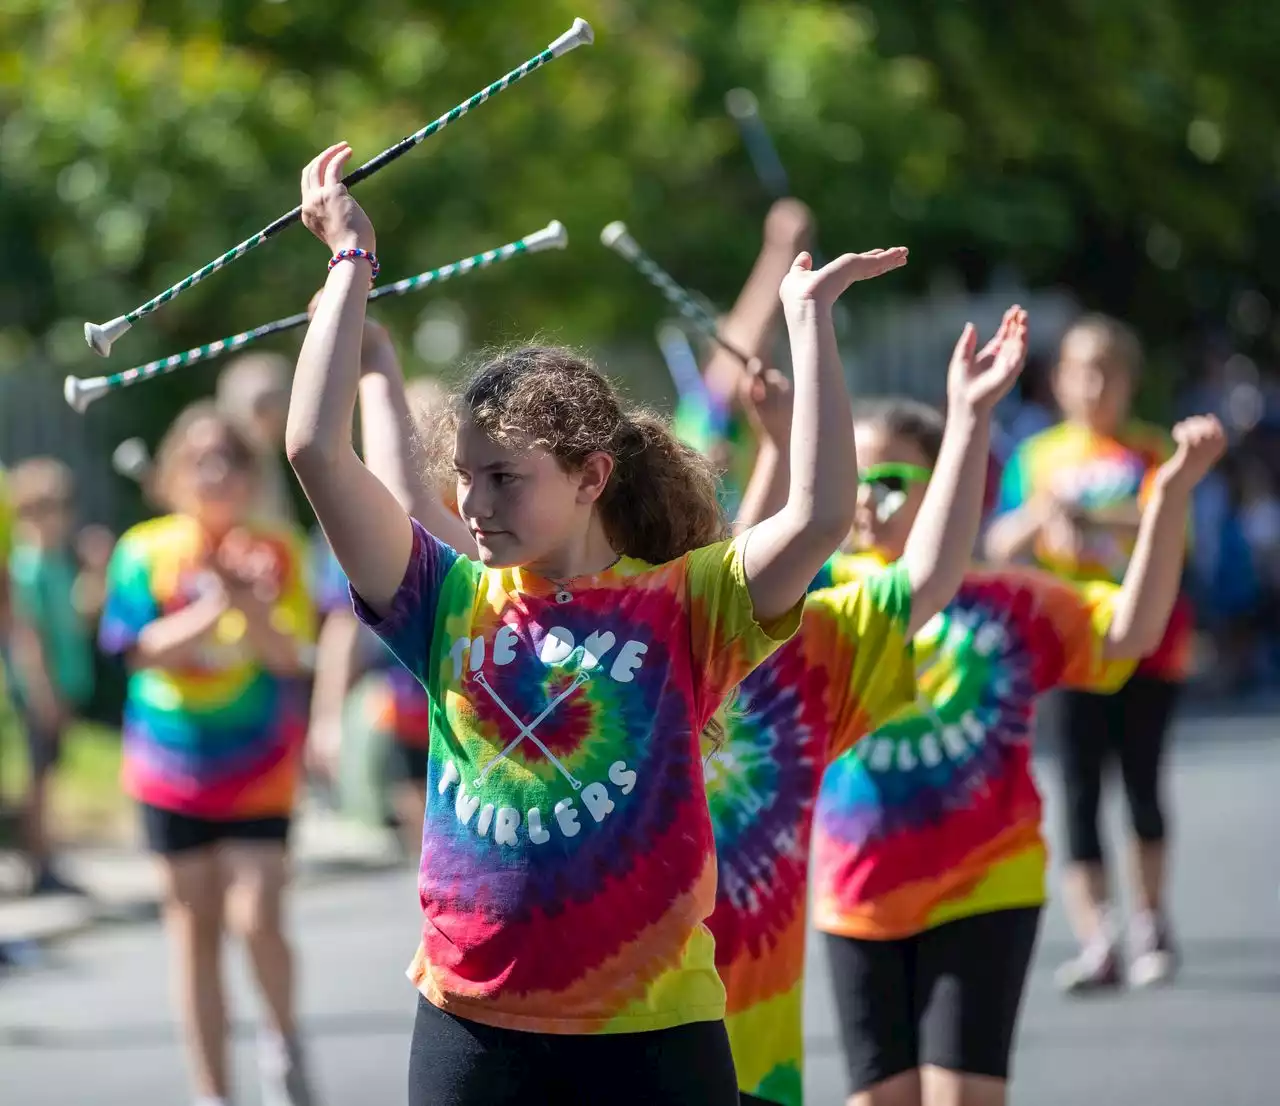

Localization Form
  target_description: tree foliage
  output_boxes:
[3,0,1279,442]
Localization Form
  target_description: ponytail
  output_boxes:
[599,413,728,564]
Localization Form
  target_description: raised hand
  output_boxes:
[763,198,814,249]
[738,357,793,445]
[1158,415,1227,492]
[947,306,1028,414]
[779,248,908,315]
[300,142,376,256]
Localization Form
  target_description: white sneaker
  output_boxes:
[1127,912,1179,988]
[259,1031,316,1106]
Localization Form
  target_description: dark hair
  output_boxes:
[425,346,728,563]
[853,398,945,466]
[153,400,258,510]
[1060,313,1143,378]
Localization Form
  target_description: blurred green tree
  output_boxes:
[2,0,1278,455]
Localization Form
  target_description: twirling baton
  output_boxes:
[66,221,568,413]
[600,222,749,364]
[83,19,593,357]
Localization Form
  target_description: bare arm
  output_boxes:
[285,143,412,617]
[358,326,476,554]
[10,618,65,727]
[983,499,1045,563]
[902,310,1028,636]
[1103,416,1225,659]
[733,361,793,532]
[306,609,362,775]
[133,592,228,669]
[702,199,813,405]
[742,250,907,620]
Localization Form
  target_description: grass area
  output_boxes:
[0,712,133,845]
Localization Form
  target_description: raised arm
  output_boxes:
[732,359,792,532]
[357,322,476,554]
[1103,415,1225,659]
[742,249,907,620]
[900,309,1028,636]
[701,199,813,407]
[285,143,412,617]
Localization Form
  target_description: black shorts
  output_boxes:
[386,742,429,787]
[826,907,1041,1093]
[408,994,739,1106]
[140,803,291,856]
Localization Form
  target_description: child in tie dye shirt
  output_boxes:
[710,310,1031,1106]
[285,139,907,1106]
[986,315,1192,991]
[810,400,1223,1106]
[99,402,317,1106]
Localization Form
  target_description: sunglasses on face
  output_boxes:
[858,463,933,522]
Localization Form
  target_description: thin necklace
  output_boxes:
[545,553,622,605]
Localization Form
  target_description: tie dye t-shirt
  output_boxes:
[997,420,1191,679]
[99,515,314,819]
[353,519,801,1034]
[707,561,915,1106]
[813,562,1138,941]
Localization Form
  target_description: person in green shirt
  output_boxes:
[7,457,97,895]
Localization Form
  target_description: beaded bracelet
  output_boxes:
[328,247,380,283]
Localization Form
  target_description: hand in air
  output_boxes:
[1159,415,1227,492]
[948,306,1028,414]
[779,248,908,315]
[738,357,793,445]
[300,142,376,256]
[763,199,814,250]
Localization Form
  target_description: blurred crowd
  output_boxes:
[1,312,1277,901]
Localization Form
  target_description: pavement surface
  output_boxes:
[0,707,1276,1106]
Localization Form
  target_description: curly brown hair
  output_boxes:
[422,346,729,564]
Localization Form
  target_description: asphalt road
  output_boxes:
[1,709,1277,1106]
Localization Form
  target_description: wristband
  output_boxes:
[328,247,380,283]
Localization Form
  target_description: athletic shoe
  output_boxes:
[30,867,87,897]
[259,1031,316,1106]
[1055,940,1123,993]
[1127,912,1179,988]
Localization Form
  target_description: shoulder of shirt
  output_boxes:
[1016,421,1079,453]
[963,562,1118,601]
[117,514,197,549]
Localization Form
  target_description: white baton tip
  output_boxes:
[549,17,594,56]
[83,315,132,357]
[600,221,631,249]
[526,220,569,252]
[725,88,760,119]
[65,374,107,414]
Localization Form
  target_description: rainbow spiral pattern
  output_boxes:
[359,521,798,1034]
[707,563,915,1106]
[997,420,1191,679]
[813,566,1136,941]
[99,515,314,819]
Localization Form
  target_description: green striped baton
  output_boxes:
[600,222,749,364]
[66,221,568,413]
[83,19,592,358]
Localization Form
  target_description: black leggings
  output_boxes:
[1058,675,1180,864]
[408,994,739,1106]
